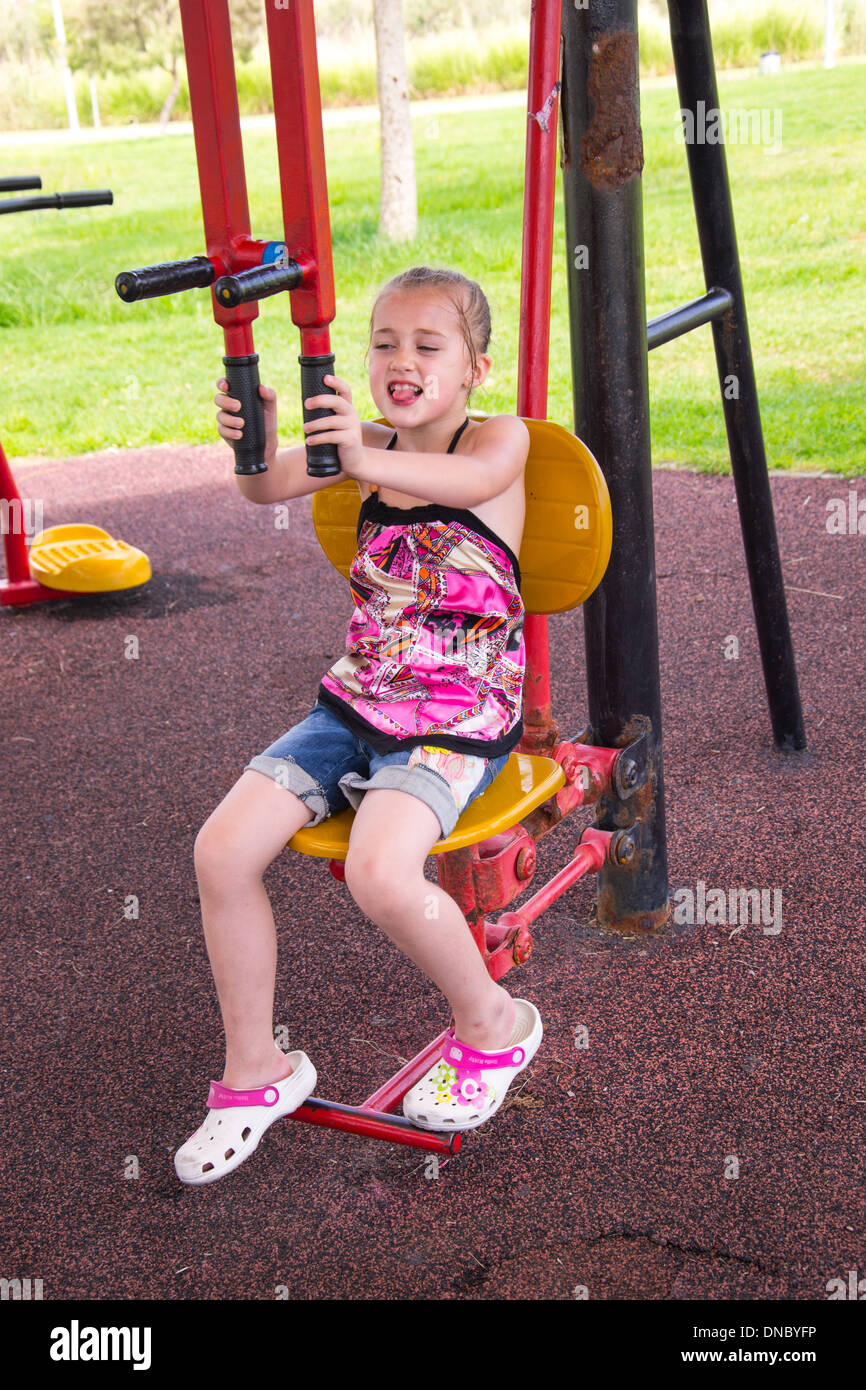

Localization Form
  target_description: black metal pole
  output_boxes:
[560,0,669,933]
[667,0,806,752]
[647,286,732,350]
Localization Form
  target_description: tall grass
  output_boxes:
[1,1,864,131]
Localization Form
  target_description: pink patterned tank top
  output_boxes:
[317,417,525,756]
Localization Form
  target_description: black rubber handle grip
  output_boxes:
[299,354,341,477]
[224,354,267,476]
[0,189,112,216]
[54,189,113,209]
[214,260,302,308]
[0,176,42,193]
[0,189,113,216]
[116,256,215,302]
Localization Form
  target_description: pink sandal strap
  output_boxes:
[206,1079,283,1109]
[442,1035,525,1072]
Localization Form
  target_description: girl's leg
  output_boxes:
[343,789,516,1050]
[193,769,315,1089]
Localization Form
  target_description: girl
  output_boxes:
[175,266,542,1185]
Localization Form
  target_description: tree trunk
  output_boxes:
[159,56,181,129]
[372,0,417,243]
[51,0,79,131]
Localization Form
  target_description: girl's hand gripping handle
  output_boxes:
[299,354,341,477]
[215,376,277,470]
[223,354,268,475]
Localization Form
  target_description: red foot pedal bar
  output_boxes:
[287,1030,461,1155]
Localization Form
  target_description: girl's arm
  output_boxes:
[351,415,531,509]
[300,380,531,508]
[233,441,354,504]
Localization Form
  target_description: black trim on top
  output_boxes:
[315,684,525,759]
[386,417,471,455]
[356,496,522,593]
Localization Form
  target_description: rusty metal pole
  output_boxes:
[559,0,670,933]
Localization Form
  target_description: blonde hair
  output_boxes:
[364,266,492,404]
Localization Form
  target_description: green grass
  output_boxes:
[0,63,863,473]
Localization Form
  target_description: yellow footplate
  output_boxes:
[28,524,151,593]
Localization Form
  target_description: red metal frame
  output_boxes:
[178,0,335,359]
[264,0,335,356]
[286,746,629,1155]
[0,441,75,606]
[20,0,617,1156]
[273,0,624,1155]
[518,0,563,757]
[178,0,268,358]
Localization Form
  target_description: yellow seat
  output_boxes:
[312,413,612,615]
[288,750,565,858]
[289,414,610,858]
[29,523,151,593]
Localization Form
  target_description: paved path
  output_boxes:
[0,91,529,147]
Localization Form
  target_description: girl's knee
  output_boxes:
[194,775,311,881]
[343,848,376,902]
[193,816,255,883]
[344,848,421,912]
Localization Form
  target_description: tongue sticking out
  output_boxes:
[391,384,421,403]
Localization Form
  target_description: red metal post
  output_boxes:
[178,0,259,358]
[265,0,336,358]
[264,0,342,477]
[517,0,563,757]
[0,442,73,606]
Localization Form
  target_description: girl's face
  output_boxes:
[368,290,488,422]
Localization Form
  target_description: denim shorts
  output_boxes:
[244,700,511,840]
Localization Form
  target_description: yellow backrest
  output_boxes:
[311,412,612,615]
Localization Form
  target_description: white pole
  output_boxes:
[824,0,836,69]
[50,0,80,130]
[89,75,101,128]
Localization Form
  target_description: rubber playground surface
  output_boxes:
[2,441,863,1301]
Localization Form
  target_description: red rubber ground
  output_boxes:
[2,442,863,1300]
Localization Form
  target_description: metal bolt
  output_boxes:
[612,831,636,865]
[620,758,638,790]
[515,846,536,880]
[512,930,534,965]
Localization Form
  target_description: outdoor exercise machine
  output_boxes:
[558,0,806,933]
[0,176,151,607]
[116,0,805,1157]
[115,0,340,481]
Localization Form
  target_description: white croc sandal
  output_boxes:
[403,998,542,1133]
[174,1051,316,1186]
